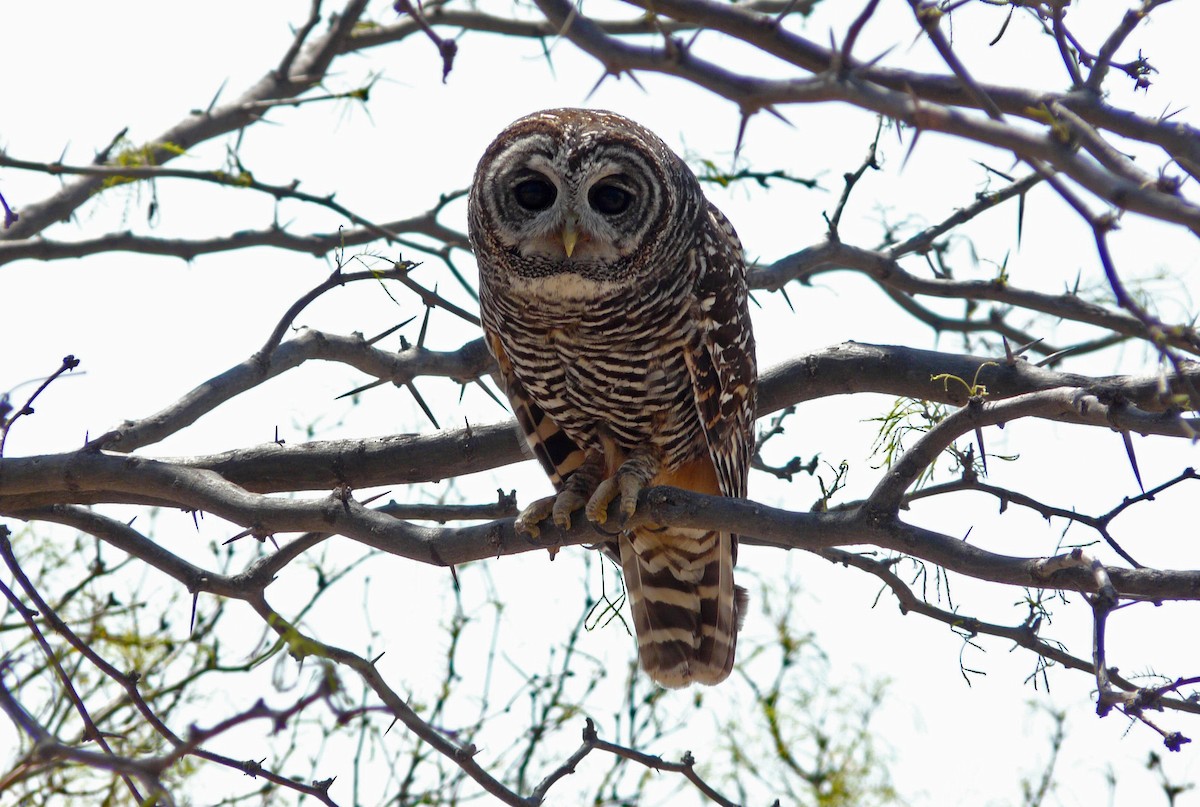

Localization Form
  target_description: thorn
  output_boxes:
[860,44,898,70]
[762,104,794,128]
[779,285,796,313]
[474,378,507,410]
[538,37,557,79]
[900,126,922,171]
[367,315,417,346]
[337,378,388,400]
[190,592,199,635]
[223,528,252,545]
[1121,431,1145,493]
[1016,191,1026,248]
[205,78,228,115]
[772,0,801,24]
[897,83,928,172]
[975,426,988,476]
[407,381,440,429]
[585,69,612,102]
[417,303,433,348]
[1034,348,1071,368]
[973,160,1015,182]
[1008,337,1043,360]
[734,111,753,161]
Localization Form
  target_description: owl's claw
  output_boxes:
[514,495,557,538]
[519,454,648,536]
[551,490,588,529]
[586,472,644,526]
[515,490,590,537]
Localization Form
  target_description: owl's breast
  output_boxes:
[514,304,704,465]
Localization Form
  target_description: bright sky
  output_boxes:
[2,1,1199,804]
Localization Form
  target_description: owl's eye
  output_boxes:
[589,183,633,216]
[513,178,557,211]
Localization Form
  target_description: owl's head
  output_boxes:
[468,108,703,290]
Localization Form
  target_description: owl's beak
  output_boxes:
[560,216,581,258]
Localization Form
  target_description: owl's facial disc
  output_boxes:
[504,164,641,266]
[470,116,679,285]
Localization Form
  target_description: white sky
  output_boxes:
[2,1,1199,804]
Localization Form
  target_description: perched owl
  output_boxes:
[468,108,756,688]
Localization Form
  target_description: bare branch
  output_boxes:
[0,0,373,241]
[757,241,1200,356]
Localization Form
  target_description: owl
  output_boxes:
[468,108,756,688]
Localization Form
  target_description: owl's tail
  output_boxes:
[619,527,747,688]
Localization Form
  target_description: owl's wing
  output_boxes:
[686,204,757,505]
[484,330,585,493]
[622,202,754,685]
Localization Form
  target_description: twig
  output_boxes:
[0,154,469,263]
[0,567,147,804]
[1084,0,1168,93]
[909,1,1004,120]
[0,355,80,457]
[824,117,883,241]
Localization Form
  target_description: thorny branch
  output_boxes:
[3,0,1200,803]
[0,0,373,242]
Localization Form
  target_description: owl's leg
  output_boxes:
[585,452,660,527]
[514,450,608,537]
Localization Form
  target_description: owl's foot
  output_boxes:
[550,489,589,529]
[514,489,591,538]
[514,495,553,538]
[586,469,645,527]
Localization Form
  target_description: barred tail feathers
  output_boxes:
[620,527,745,688]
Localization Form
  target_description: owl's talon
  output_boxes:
[515,518,540,539]
[514,495,558,538]
[618,474,643,520]
[586,477,619,525]
[516,490,592,537]
[551,490,588,530]
[586,473,645,526]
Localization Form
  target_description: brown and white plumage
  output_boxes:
[468,108,756,688]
